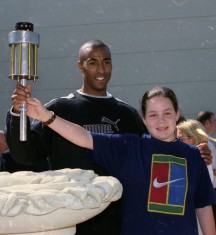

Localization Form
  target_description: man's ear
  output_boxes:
[77,61,83,72]
[205,120,210,127]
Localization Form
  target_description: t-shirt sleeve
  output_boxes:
[89,133,132,178]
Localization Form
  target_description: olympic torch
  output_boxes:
[8,22,40,141]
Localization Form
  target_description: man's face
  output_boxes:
[78,47,112,96]
[209,115,216,134]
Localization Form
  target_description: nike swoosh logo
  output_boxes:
[153,177,185,188]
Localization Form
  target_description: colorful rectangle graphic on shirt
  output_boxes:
[148,154,187,215]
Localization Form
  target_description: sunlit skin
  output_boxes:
[0,131,8,154]
[176,129,195,145]
[143,96,179,142]
[77,47,112,96]
[207,115,216,135]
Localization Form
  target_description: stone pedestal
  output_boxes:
[0,169,122,234]
[9,227,76,235]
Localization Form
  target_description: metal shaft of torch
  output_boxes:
[8,22,39,141]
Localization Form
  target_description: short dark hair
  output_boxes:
[141,86,179,117]
[79,39,110,59]
[197,111,215,124]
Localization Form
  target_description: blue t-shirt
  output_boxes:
[90,133,216,235]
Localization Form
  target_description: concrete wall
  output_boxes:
[0,0,216,130]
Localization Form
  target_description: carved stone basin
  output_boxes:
[0,169,122,234]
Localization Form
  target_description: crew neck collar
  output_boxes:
[77,89,112,98]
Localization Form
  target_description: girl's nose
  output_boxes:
[159,115,165,122]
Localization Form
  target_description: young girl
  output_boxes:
[25,86,216,235]
[177,119,214,183]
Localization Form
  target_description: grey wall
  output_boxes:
[0,0,216,130]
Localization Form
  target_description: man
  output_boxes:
[197,111,216,179]
[197,111,216,137]
[0,130,7,171]
[0,130,7,155]
[197,111,216,177]
[5,39,147,235]
[197,111,216,223]
[5,39,211,234]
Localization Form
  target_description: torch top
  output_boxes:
[15,22,34,32]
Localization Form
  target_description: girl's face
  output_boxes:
[143,96,179,142]
[176,129,195,145]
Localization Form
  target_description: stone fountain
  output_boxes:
[0,168,122,234]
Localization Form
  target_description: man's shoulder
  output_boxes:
[45,93,77,107]
[112,97,139,112]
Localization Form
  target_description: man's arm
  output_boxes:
[5,84,49,165]
[5,111,47,165]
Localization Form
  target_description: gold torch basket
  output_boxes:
[8,22,39,141]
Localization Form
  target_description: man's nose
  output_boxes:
[97,62,105,73]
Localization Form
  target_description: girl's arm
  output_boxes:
[196,205,216,235]
[26,97,93,150]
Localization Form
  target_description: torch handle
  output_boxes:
[20,79,27,141]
